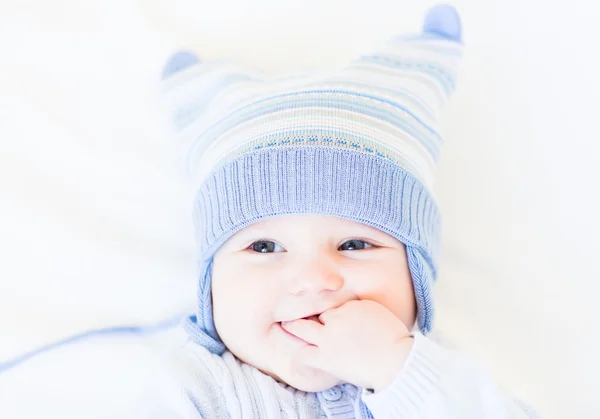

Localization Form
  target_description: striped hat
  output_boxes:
[161,4,464,354]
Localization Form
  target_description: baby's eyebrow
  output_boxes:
[230,229,273,244]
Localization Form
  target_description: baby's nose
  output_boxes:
[289,260,344,296]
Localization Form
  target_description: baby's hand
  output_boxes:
[281,300,414,392]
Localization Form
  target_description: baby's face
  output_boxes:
[211,214,416,392]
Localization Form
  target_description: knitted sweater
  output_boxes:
[0,324,541,419]
[171,330,540,419]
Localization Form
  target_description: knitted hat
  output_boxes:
[161,4,464,355]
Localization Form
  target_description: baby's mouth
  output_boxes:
[303,315,321,323]
[277,316,321,345]
[284,314,321,324]
[277,313,323,330]
[277,314,322,330]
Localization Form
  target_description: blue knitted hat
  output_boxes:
[161,5,463,354]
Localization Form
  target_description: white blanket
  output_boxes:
[0,319,187,419]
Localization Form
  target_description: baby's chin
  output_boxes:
[269,363,343,393]
[288,377,341,393]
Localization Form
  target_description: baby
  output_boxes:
[159,4,540,419]
[0,5,543,419]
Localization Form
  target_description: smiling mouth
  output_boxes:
[303,315,321,323]
[280,314,322,324]
[276,315,321,345]
[277,322,308,344]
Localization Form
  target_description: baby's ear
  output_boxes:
[341,4,464,122]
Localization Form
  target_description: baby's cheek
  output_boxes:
[347,268,416,325]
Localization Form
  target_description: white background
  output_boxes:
[0,1,598,418]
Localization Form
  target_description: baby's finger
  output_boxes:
[319,299,365,322]
[281,319,324,344]
[297,345,326,370]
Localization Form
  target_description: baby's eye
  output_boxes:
[338,239,374,251]
[250,240,285,253]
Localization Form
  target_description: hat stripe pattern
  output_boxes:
[162,34,462,193]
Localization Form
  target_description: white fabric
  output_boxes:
[0,326,538,419]
[0,325,187,419]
